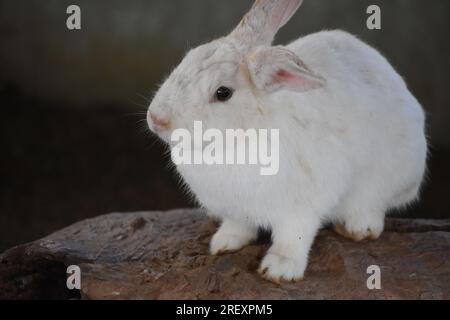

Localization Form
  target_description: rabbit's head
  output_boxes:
[148,0,324,143]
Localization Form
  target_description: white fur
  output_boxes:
[147,0,427,282]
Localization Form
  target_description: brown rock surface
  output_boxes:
[0,209,449,299]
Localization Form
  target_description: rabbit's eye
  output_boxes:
[215,86,233,102]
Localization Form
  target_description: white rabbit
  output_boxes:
[147,0,427,282]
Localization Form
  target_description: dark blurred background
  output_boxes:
[1,0,449,252]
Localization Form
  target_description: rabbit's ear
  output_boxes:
[230,0,303,47]
[247,46,325,93]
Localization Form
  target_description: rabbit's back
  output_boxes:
[284,30,427,210]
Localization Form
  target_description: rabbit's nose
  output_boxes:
[148,111,171,132]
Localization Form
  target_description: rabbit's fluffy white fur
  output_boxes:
[147,0,427,282]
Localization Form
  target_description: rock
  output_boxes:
[0,209,449,299]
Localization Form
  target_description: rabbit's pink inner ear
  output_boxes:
[272,69,322,92]
[273,70,303,85]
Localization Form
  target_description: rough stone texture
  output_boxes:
[0,209,449,300]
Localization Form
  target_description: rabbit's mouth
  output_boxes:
[152,122,170,134]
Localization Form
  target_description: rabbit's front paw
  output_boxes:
[258,251,306,283]
[210,220,256,255]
